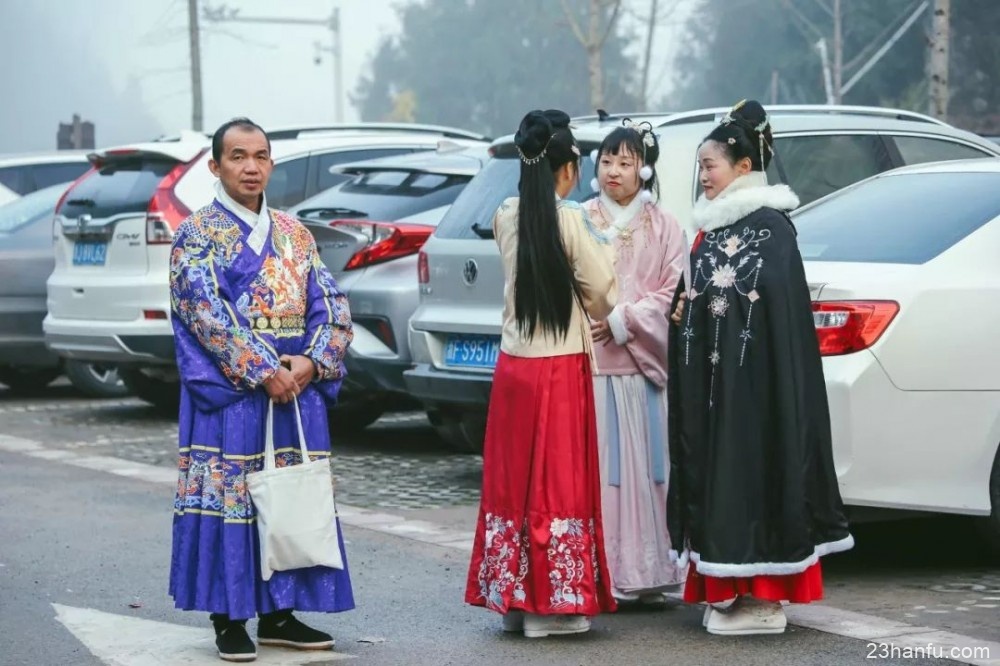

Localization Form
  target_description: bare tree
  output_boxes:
[560,0,623,111]
[928,0,949,120]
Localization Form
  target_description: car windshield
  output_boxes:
[435,150,598,239]
[795,171,1000,264]
[0,183,68,234]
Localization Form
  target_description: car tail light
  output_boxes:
[53,166,98,240]
[418,250,429,284]
[812,301,899,356]
[330,220,434,271]
[146,148,208,244]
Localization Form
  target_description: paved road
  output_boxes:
[1,385,998,664]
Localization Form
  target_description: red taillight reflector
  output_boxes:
[330,220,434,271]
[143,310,169,320]
[146,148,208,244]
[418,250,429,284]
[812,300,899,356]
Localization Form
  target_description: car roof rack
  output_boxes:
[570,111,678,124]
[266,123,491,142]
[653,104,948,128]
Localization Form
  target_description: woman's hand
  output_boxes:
[279,354,316,392]
[591,320,613,345]
[670,292,687,325]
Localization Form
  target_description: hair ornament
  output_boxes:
[590,177,600,192]
[639,165,653,182]
[727,137,736,145]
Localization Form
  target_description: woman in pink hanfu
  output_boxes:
[585,120,687,606]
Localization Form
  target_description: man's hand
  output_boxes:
[280,354,317,392]
[591,320,613,345]
[263,366,299,404]
[671,292,687,325]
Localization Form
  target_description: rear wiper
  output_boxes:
[295,207,368,219]
[471,221,494,239]
[66,198,96,207]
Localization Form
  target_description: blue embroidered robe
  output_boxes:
[167,200,355,619]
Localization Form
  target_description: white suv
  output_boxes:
[43,125,488,409]
[0,152,91,206]
[405,105,1000,451]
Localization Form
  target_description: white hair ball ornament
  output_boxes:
[639,189,653,203]
[590,149,599,163]
[639,165,653,182]
[590,177,600,192]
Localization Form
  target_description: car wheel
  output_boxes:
[0,366,61,393]
[120,369,180,414]
[429,409,485,454]
[976,444,1000,554]
[64,361,128,398]
[330,395,386,433]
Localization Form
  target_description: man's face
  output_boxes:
[209,127,273,207]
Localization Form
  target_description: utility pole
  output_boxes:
[832,0,842,104]
[816,38,835,105]
[203,4,344,122]
[928,0,950,120]
[188,0,204,131]
[639,0,658,111]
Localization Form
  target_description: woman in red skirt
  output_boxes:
[667,100,854,636]
[464,109,619,638]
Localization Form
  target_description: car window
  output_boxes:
[32,162,90,190]
[266,157,309,210]
[0,183,66,233]
[795,171,1000,264]
[892,136,993,166]
[435,151,597,240]
[291,170,471,223]
[773,134,893,207]
[59,158,174,220]
[0,166,29,195]
[312,148,415,194]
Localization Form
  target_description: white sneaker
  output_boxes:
[523,614,591,638]
[702,604,715,627]
[706,596,787,636]
[501,611,524,633]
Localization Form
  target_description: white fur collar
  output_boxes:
[599,191,644,228]
[691,172,799,233]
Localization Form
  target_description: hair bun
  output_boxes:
[515,110,554,157]
[726,99,769,137]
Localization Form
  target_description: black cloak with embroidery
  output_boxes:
[666,182,853,578]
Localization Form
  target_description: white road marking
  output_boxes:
[53,604,351,664]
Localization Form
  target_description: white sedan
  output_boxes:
[795,158,1000,548]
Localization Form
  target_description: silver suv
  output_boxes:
[405,105,1000,452]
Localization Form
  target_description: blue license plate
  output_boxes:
[444,334,501,369]
[73,242,107,266]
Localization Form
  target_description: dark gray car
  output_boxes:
[291,145,488,430]
[0,184,125,396]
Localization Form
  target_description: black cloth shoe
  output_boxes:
[257,610,335,650]
[211,614,256,662]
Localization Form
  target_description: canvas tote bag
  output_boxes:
[246,397,344,581]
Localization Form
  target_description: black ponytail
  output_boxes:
[513,109,584,342]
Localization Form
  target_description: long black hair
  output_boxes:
[513,109,584,342]
[703,99,774,171]
[594,121,660,201]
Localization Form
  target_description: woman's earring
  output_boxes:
[590,177,600,192]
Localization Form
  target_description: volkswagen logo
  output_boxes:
[462,259,479,286]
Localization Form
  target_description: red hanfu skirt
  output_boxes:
[683,562,824,604]
[464,352,617,616]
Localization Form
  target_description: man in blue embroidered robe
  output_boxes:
[168,117,354,662]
